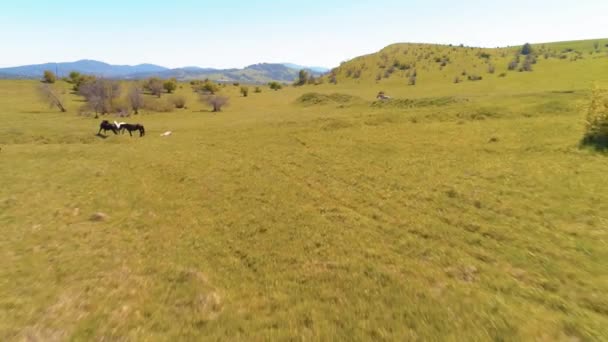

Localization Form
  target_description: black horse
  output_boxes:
[98,120,118,135]
[120,123,146,137]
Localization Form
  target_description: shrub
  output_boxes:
[163,79,177,94]
[521,43,533,55]
[295,69,309,86]
[488,64,496,74]
[194,80,220,94]
[582,86,608,148]
[254,86,262,93]
[508,60,519,70]
[128,86,144,114]
[240,86,249,97]
[498,72,507,78]
[233,82,240,87]
[200,95,229,112]
[268,81,282,91]
[42,70,56,84]
[454,76,461,84]
[467,75,483,81]
[171,95,187,109]
[37,84,66,112]
[144,77,164,97]
[521,55,534,72]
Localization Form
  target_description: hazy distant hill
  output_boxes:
[0,60,329,83]
[0,60,169,79]
[281,63,330,73]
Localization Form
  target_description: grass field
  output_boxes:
[1,40,608,340]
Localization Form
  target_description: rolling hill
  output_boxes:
[326,39,608,89]
[0,60,329,83]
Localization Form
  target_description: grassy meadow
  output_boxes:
[1,40,608,340]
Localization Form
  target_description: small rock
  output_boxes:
[160,131,172,137]
[488,137,499,143]
[90,212,109,222]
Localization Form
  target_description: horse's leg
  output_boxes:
[128,129,133,137]
[98,127,102,135]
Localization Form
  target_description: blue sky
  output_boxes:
[1,0,607,68]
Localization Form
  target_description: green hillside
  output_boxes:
[327,39,608,97]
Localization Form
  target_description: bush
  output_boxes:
[163,79,177,94]
[467,75,483,81]
[233,82,240,87]
[171,95,187,109]
[582,86,608,148]
[521,43,533,55]
[268,81,282,91]
[498,72,507,78]
[42,70,56,83]
[240,86,249,97]
[408,75,417,86]
[201,95,229,112]
[454,76,461,84]
[194,80,220,94]
[488,64,496,74]
[508,60,519,70]
[254,86,262,93]
[144,77,164,97]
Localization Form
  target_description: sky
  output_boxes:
[1,0,607,69]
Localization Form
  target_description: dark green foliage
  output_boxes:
[521,43,533,55]
[268,81,282,91]
[42,70,56,84]
[163,79,177,94]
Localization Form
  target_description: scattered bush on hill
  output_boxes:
[240,86,249,97]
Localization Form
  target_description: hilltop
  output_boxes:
[326,39,608,94]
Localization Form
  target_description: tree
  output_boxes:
[38,84,66,112]
[268,81,282,91]
[128,86,145,114]
[42,70,56,84]
[295,69,309,86]
[66,72,95,91]
[194,80,219,95]
[521,43,533,55]
[163,79,177,93]
[79,78,121,115]
[171,95,187,109]
[240,86,249,97]
[144,77,164,97]
[200,94,229,112]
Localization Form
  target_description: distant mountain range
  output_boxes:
[0,60,330,83]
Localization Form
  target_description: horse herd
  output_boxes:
[98,120,145,137]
